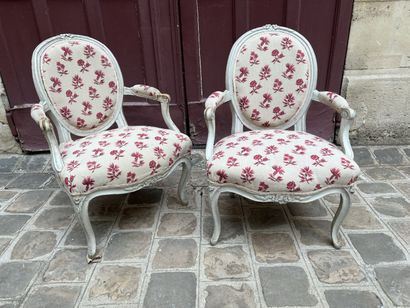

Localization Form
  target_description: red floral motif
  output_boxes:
[253,154,269,166]
[296,50,306,64]
[282,93,295,108]
[49,77,62,93]
[77,59,90,73]
[56,62,68,76]
[341,157,354,169]
[259,65,271,80]
[60,106,72,119]
[268,165,284,182]
[212,150,224,160]
[235,67,249,83]
[325,168,341,185]
[271,49,285,63]
[281,37,293,50]
[94,70,105,85]
[76,117,86,129]
[108,81,117,94]
[237,146,251,156]
[173,143,182,156]
[258,182,269,192]
[249,51,260,66]
[259,93,272,108]
[272,107,285,120]
[265,145,279,155]
[281,63,295,80]
[43,53,51,64]
[216,170,228,183]
[154,147,166,159]
[251,109,261,121]
[88,86,100,100]
[110,149,125,160]
[272,78,284,93]
[296,79,307,93]
[299,166,313,183]
[284,154,295,165]
[287,181,300,192]
[100,55,111,68]
[87,161,101,172]
[72,75,84,89]
[240,167,255,183]
[82,176,95,191]
[131,152,144,167]
[107,163,121,181]
[81,101,92,116]
[96,112,107,123]
[239,96,250,110]
[61,46,73,61]
[249,80,262,95]
[66,90,78,104]
[127,172,137,183]
[257,36,270,51]
[64,175,76,192]
[311,154,327,167]
[67,160,80,172]
[320,148,334,156]
[103,97,113,111]
[227,157,239,168]
[292,145,306,155]
[84,45,96,58]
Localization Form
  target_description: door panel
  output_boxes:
[0,0,186,151]
[180,0,354,144]
[0,0,353,150]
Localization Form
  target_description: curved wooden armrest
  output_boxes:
[30,104,64,172]
[124,84,179,132]
[204,90,231,160]
[312,90,356,159]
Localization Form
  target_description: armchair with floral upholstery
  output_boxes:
[204,25,361,247]
[31,34,192,263]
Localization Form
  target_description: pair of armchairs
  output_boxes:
[31,25,360,263]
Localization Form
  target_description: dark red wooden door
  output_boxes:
[0,0,353,151]
[0,0,186,151]
[180,0,354,144]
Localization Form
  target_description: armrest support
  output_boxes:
[312,90,356,159]
[204,90,231,160]
[30,104,64,172]
[124,84,179,132]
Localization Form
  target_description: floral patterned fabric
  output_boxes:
[207,130,360,193]
[233,31,312,128]
[40,39,120,131]
[59,126,191,195]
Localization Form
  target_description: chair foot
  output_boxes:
[178,157,192,205]
[87,251,102,264]
[331,188,351,249]
[75,198,98,264]
[209,187,221,245]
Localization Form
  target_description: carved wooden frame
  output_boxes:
[204,25,357,248]
[31,34,192,263]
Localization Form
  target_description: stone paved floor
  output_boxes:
[0,146,409,307]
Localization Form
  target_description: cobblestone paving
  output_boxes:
[0,146,409,307]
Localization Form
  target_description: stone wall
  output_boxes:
[343,0,410,144]
[0,78,21,153]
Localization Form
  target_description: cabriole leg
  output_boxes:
[178,158,192,205]
[75,198,101,263]
[209,187,222,245]
[331,189,351,249]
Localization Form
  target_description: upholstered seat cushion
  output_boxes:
[207,130,360,193]
[59,126,191,195]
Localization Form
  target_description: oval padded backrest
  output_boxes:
[33,34,124,135]
[227,25,317,130]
